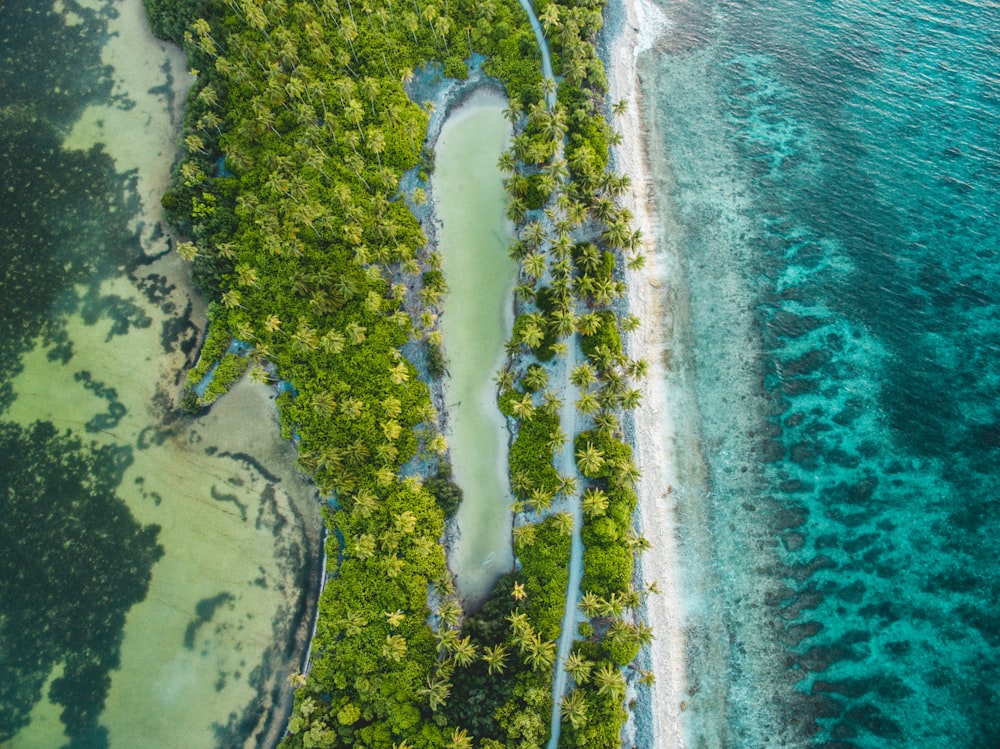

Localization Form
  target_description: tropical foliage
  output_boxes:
[145,0,655,742]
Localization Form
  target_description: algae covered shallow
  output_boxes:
[0,0,322,746]
[435,90,517,605]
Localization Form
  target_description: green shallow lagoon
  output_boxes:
[434,91,516,605]
[0,0,322,746]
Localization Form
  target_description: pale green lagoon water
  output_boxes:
[435,91,516,605]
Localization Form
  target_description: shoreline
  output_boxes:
[605,0,692,746]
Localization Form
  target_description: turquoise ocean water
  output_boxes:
[639,0,999,745]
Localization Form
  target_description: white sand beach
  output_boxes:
[608,0,692,746]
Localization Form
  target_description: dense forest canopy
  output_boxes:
[144,0,652,743]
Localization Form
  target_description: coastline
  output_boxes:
[605,0,691,745]
[2,0,326,745]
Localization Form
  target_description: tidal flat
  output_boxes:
[0,0,322,746]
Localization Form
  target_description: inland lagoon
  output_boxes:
[0,0,322,746]
[434,90,517,606]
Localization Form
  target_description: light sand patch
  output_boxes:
[61,0,192,250]
[6,259,321,748]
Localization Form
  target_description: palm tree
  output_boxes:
[311,391,338,417]
[592,278,616,306]
[557,473,578,497]
[626,251,647,271]
[524,364,549,391]
[577,312,602,336]
[524,634,556,671]
[553,511,574,536]
[511,393,536,420]
[512,473,534,495]
[352,489,378,518]
[513,523,537,547]
[593,662,626,701]
[594,410,620,437]
[614,458,642,486]
[497,150,517,173]
[319,330,346,354]
[627,531,653,556]
[551,308,577,338]
[176,241,198,261]
[395,510,418,535]
[627,358,649,380]
[340,398,364,419]
[436,627,459,655]
[506,197,527,223]
[419,674,452,710]
[352,534,376,560]
[522,252,547,280]
[389,361,410,385]
[506,611,531,639]
[248,363,269,385]
[634,621,655,648]
[576,391,600,416]
[529,487,554,513]
[570,363,598,389]
[451,636,477,667]
[547,427,568,452]
[561,689,588,730]
[539,2,560,35]
[502,99,523,124]
[339,609,368,636]
[515,283,537,303]
[382,419,402,441]
[483,644,509,675]
[564,651,592,684]
[600,593,627,618]
[540,76,557,104]
[619,315,642,336]
[582,487,609,518]
[446,728,473,749]
[579,591,602,619]
[345,321,367,344]
[576,443,606,477]
[221,288,243,309]
[495,366,516,391]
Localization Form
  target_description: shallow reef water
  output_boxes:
[639,0,1000,745]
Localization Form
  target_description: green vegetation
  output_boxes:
[146,0,654,741]
[491,0,655,744]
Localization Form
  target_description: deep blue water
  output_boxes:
[643,0,1000,745]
